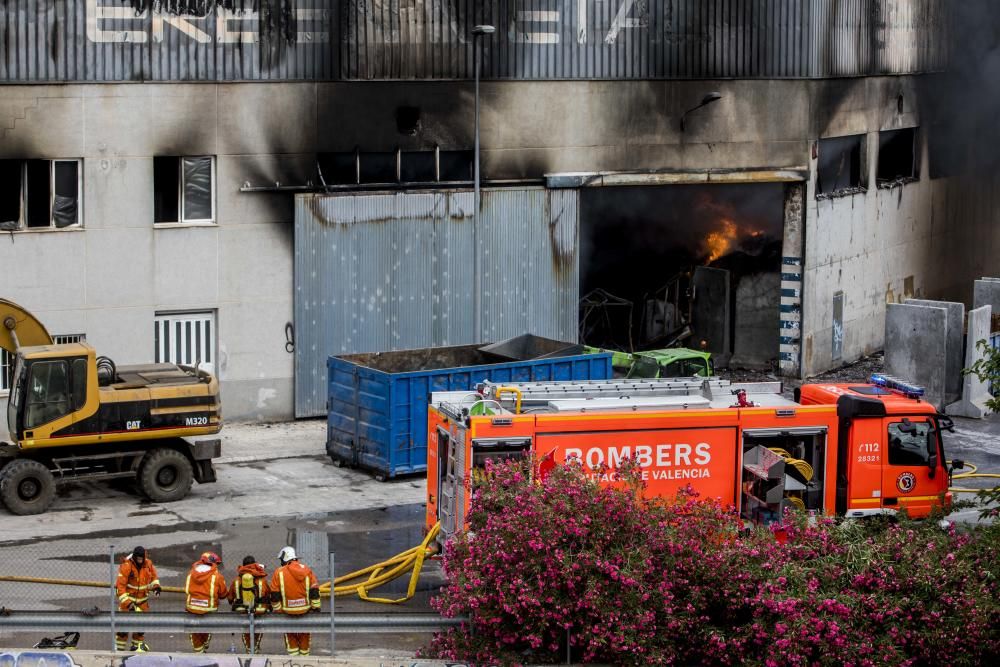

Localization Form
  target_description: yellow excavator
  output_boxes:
[1,299,222,515]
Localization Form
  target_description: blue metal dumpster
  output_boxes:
[327,341,612,479]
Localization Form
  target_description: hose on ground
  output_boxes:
[0,522,441,606]
[948,461,1000,493]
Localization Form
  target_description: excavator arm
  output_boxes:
[0,299,53,354]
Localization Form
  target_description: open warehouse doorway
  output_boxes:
[579,183,788,371]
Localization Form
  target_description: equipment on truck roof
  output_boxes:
[426,376,960,542]
[585,346,714,379]
[0,299,221,515]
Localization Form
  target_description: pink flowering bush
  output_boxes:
[422,459,1000,665]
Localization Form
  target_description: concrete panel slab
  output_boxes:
[905,298,964,403]
[84,157,152,230]
[0,94,84,159]
[216,154,308,225]
[973,279,1000,318]
[221,376,294,422]
[82,93,152,158]
[146,88,220,157]
[83,306,154,366]
[217,83,316,156]
[948,305,992,419]
[152,225,221,306]
[0,230,87,311]
[217,299,294,384]
[218,223,293,302]
[85,228,154,308]
[885,303,948,410]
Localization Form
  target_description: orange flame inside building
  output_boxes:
[703,219,739,263]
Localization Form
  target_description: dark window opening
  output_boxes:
[439,150,473,182]
[26,160,51,227]
[400,151,436,182]
[317,149,474,187]
[154,157,180,223]
[154,155,214,223]
[0,160,22,228]
[359,152,398,184]
[317,152,358,186]
[877,128,918,185]
[817,135,865,195]
[0,159,80,229]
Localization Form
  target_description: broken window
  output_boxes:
[816,135,865,195]
[154,156,215,223]
[0,159,81,230]
[317,149,474,186]
[877,128,919,185]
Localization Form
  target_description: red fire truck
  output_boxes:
[426,375,961,541]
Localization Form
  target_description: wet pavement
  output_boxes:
[0,420,439,657]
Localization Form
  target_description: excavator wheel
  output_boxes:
[138,448,194,503]
[0,459,56,515]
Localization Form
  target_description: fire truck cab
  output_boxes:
[426,375,955,541]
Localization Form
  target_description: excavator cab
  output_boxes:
[5,344,97,444]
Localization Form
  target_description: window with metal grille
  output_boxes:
[154,312,216,374]
[1,348,11,394]
[53,333,86,345]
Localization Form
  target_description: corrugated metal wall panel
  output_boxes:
[0,0,946,82]
[293,186,578,417]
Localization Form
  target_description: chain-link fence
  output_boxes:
[0,530,447,655]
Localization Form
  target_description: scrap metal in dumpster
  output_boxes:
[326,335,613,479]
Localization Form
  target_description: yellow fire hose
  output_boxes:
[948,461,1000,494]
[0,522,441,606]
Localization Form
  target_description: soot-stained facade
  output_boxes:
[2,0,996,421]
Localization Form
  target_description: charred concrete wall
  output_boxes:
[0,74,987,418]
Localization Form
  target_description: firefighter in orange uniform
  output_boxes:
[269,547,321,656]
[228,555,270,653]
[115,546,161,652]
[184,552,229,653]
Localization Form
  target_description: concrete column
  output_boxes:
[947,305,993,419]
[779,183,805,378]
[885,303,948,410]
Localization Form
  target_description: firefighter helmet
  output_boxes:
[199,551,222,566]
[278,546,297,564]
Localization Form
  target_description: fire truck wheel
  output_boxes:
[0,459,56,515]
[139,448,194,502]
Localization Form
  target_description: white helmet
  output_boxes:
[278,546,297,564]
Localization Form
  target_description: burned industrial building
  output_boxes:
[2,0,998,421]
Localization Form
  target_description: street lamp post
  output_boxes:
[471,24,494,344]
